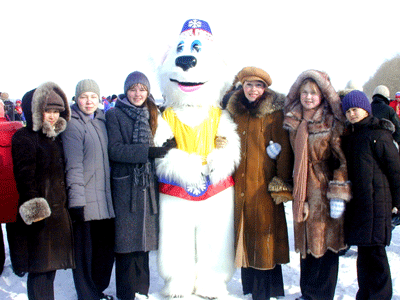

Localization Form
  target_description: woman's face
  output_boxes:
[243,81,266,102]
[345,107,369,124]
[78,92,99,115]
[127,84,148,107]
[43,109,60,126]
[300,82,322,110]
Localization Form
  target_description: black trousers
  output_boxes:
[72,219,115,300]
[27,271,56,300]
[300,250,339,300]
[356,245,392,300]
[0,225,5,276]
[241,265,284,300]
[115,251,150,300]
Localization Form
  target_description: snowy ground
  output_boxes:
[1,203,399,300]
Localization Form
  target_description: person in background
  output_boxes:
[283,70,351,300]
[226,67,293,300]
[8,82,74,300]
[389,91,400,118]
[1,92,15,121]
[62,79,115,300]
[371,85,400,146]
[106,71,174,300]
[341,90,400,300]
[14,99,24,122]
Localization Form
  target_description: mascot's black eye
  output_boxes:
[191,40,202,53]
[177,41,184,53]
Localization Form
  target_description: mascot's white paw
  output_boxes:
[156,148,205,188]
[207,111,241,184]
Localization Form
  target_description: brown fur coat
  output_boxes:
[283,70,351,258]
[227,89,293,269]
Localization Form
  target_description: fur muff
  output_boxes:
[19,197,51,225]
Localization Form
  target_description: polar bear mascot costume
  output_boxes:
[154,19,241,299]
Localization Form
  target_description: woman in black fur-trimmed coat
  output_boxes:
[7,82,74,300]
[341,90,400,300]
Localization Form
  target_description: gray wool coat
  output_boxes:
[105,98,159,253]
[62,104,115,221]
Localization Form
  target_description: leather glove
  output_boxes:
[330,198,345,219]
[268,176,293,205]
[162,137,177,149]
[270,191,293,205]
[148,147,169,158]
[215,136,227,149]
[69,207,85,223]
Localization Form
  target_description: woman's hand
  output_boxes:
[215,136,227,149]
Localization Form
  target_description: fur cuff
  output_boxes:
[327,181,352,202]
[19,198,51,225]
[268,176,293,193]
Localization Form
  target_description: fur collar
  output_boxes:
[41,118,68,138]
[226,89,285,118]
[346,115,395,134]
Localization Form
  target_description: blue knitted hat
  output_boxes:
[124,71,150,96]
[341,90,372,115]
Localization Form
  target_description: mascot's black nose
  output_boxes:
[175,56,197,71]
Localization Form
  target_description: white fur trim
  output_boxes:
[156,148,204,188]
[207,111,241,184]
[158,190,235,298]
[154,114,174,146]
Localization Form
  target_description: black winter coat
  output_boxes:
[342,116,400,246]
[7,84,74,273]
[106,98,159,253]
[371,95,400,144]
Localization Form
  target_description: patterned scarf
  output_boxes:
[118,98,153,145]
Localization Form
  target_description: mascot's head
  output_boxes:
[158,19,230,108]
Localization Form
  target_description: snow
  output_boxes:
[1,204,399,300]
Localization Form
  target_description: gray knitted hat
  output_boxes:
[75,79,100,100]
[124,71,150,95]
[372,85,390,99]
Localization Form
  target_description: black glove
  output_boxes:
[13,268,26,278]
[69,207,85,223]
[148,147,169,159]
[162,137,177,149]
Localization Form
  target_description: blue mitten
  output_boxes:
[266,141,281,160]
[330,198,345,219]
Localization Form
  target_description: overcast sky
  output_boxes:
[1,0,399,100]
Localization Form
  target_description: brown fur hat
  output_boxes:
[284,69,345,123]
[19,198,51,225]
[31,82,71,137]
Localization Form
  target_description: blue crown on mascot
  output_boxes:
[180,19,213,40]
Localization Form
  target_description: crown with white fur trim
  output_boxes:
[180,19,213,40]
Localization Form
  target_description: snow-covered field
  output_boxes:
[1,203,399,300]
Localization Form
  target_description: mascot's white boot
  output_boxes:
[154,19,240,299]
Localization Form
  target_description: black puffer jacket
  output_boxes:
[371,95,400,144]
[342,116,400,246]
